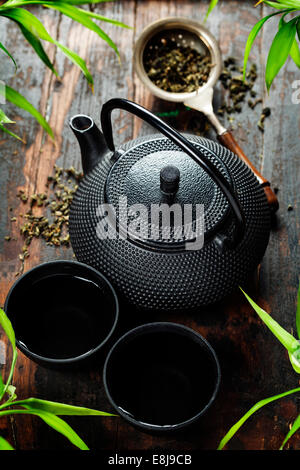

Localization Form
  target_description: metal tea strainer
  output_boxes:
[133,17,278,212]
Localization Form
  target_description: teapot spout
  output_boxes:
[69,114,109,175]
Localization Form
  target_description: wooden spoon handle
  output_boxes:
[218,130,279,213]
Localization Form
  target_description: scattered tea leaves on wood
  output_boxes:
[5,165,83,275]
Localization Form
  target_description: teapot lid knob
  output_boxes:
[160,165,180,195]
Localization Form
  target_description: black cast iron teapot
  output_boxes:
[69,98,271,311]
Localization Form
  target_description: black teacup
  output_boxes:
[4,260,119,366]
[103,322,220,432]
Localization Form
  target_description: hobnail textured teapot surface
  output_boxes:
[69,99,271,311]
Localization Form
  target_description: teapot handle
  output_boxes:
[101,98,246,250]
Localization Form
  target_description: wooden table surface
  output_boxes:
[0,0,299,451]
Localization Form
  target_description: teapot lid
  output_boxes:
[105,136,232,249]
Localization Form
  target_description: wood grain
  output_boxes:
[0,0,299,450]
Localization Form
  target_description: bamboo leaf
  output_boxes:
[264,1,298,9]
[241,289,300,354]
[10,2,122,52]
[0,8,55,42]
[44,2,119,55]
[0,308,15,350]
[0,123,24,141]
[0,436,14,450]
[288,350,300,373]
[272,0,300,7]
[264,1,287,9]
[9,1,127,27]
[64,1,113,4]
[0,107,23,140]
[0,1,113,9]
[19,24,59,76]
[0,7,93,88]
[204,0,219,22]
[218,387,300,450]
[29,409,89,450]
[0,85,54,138]
[243,8,294,80]
[296,282,300,340]
[54,41,94,89]
[0,409,89,450]
[0,41,17,70]
[0,308,18,401]
[6,385,17,402]
[265,0,299,5]
[0,375,4,397]
[279,15,300,68]
[280,414,300,449]
[265,17,297,90]
[0,397,115,416]
[0,108,15,124]
[289,36,300,67]
[72,7,131,29]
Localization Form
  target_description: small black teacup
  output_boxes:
[103,322,220,432]
[4,260,119,367]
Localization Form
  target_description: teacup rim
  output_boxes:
[103,321,221,432]
[4,259,119,365]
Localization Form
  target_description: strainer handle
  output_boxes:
[101,98,246,250]
[218,130,279,213]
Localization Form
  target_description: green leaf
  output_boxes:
[0,8,54,41]
[241,289,300,354]
[44,2,119,55]
[0,41,17,70]
[0,0,113,8]
[54,41,94,89]
[204,0,219,22]
[6,2,123,52]
[275,0,300,7]
[1,7,93,88]
[0,108,15,125]
[264,1,287,9]
[243,8,294,80]
[0,409,89,450]
[218,387,300,450]
[64,1,113,4]
[289,37,300,67]
[0,122,24,141]
[288,350,300,373]
[296,282,300,340]
[30,410,89,450]
[0,436,14,450]
[279,15,300,68]
[297,18,300,41]
[280,414,300,449]
[0,309,18,402]
[0,85,54,138]
[19,24,59,76]
[265,17,297,90]
[0,107,23,140]
[242,288,300,373]
[0,374,4,397]
[264,1,298,9]
[71,7,131,29]
[0,308,15,350]
[6,385,17,402]
[0,397,115,416]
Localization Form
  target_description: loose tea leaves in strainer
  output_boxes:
[143,37,212,93]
